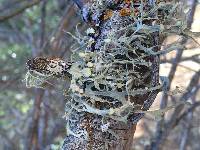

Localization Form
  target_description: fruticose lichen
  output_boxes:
[25,0,190,149]
[59,2,190,149]
[64,0,187,124]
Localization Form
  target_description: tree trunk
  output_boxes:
[62,0,161,149]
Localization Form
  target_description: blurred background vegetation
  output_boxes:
[0,0,83,149]
[0,0,199,150]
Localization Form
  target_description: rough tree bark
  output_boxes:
[23,0,189,149]
[62,0,161,149]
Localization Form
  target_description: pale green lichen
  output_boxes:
[61,2,191,139]
[24,1,191,142]
[24,71,53,89]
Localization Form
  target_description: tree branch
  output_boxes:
[62,0,161,149]
[0,0,42,22]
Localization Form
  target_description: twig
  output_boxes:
[148,70,200,150]
[179,85,199,150]
[170,71,200,121]
[149,0,198,148]
[40,0,47,48]
[0,0,42,22]
[150,39,186,150]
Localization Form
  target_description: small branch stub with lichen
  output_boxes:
[25,0,189,149]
